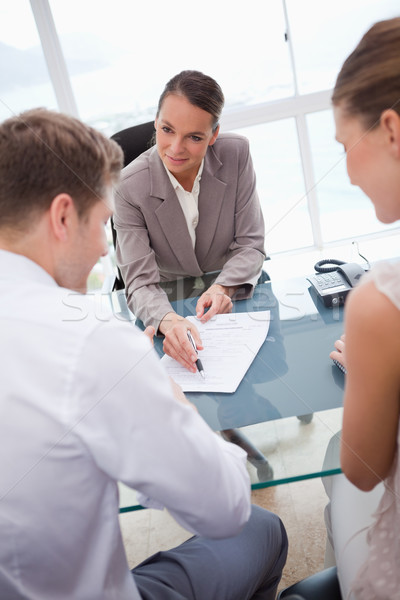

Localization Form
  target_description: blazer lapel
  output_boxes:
[148,150,203,275]
[195,145,227,265]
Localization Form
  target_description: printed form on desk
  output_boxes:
[161,311,270,392]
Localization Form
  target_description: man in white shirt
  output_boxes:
[0,108,287,599]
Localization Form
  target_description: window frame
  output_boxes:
[29,0,400,257]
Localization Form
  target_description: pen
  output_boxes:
[186,330,205,379]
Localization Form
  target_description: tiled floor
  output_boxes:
[119,410,341,593]
[119,409,341,591]
[119,477,329,594]
[252,480,329,592]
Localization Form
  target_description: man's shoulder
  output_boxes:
[2,280,137,363]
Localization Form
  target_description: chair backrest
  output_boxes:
[111,121,155,168]
[110,121,155,290]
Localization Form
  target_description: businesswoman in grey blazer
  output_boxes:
[114,70,266,371]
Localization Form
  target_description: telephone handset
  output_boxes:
[307,259,367,307]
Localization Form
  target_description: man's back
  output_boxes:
[0,249,251,599]
[0,250,139,598]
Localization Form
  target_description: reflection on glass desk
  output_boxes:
[118,275,345,513]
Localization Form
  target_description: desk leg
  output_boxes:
[221,429,274,482]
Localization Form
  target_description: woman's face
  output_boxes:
[155,93,219,187]
[334,104,400,224]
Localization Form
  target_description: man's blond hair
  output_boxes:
[0,108,123,231]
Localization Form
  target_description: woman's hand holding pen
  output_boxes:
[160,282,234,371]
[196,284,234,323]
[330,334,347,369]
[160,312,203,372]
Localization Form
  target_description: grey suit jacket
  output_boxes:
[114,132,266,330]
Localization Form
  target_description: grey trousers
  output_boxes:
[132,504,288,600]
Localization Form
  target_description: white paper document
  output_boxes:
[161,311,270,393]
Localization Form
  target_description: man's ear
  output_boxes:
[48,194,75,242]
[380,109,400,158]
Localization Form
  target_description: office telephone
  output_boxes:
[307,259,367,308]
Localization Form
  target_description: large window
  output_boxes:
[48,0,294,134]
[286,0,398,95]
[233,119,313,254]
[307,110,398,243]
[0,0,57,122]
[1,0,399,271]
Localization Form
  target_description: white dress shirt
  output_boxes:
[0,250,250,600]
[163,160,203,248]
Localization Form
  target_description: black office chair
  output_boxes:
[278,567,342,600]
[111,121,155,291]
[110,122,274,483]
[111,121,155,168]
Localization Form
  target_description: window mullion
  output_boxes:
[282,0,299,96]
[220,90,332,131]
[29,0,79,117]
[296,113,323,249]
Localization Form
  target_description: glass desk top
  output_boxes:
[119,275,344,513]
